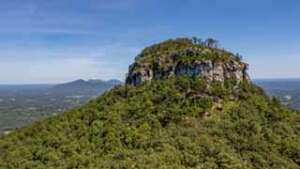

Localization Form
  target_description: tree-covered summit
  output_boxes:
[126,38,249,86]
[134,37,241,64]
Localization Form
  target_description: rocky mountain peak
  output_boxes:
[126,38,250,86]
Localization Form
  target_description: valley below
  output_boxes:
[0,79,121,135]
[255,79,300,109]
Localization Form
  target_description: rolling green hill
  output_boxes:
[0,38,299,169]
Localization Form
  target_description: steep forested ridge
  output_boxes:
[0,38,299,169]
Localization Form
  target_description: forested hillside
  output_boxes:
[0,38,299,169]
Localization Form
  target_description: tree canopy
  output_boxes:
[0,38,299,169]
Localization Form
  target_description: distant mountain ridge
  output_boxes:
[52,79,122,94]
[54,79,122,88]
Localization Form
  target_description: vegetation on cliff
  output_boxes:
[126,38,249,86]
[134,37,241,65]
[0,38,299,169]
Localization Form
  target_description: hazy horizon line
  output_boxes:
[1,77,300,85]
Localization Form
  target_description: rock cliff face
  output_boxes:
[126,60,250,86]
[175,60,249,82]
[126,38,250,86]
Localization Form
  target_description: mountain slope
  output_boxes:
[0,38,299,169]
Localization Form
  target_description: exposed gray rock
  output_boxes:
[126,59,250,86]
[175,61,214,80]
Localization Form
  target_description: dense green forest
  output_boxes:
[0,38,299,169]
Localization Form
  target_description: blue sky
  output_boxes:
[0,0,300,84]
